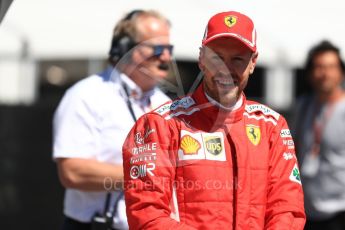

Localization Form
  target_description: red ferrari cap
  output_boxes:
[202,11,257,52]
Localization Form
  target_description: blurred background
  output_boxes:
[0,0,344,228]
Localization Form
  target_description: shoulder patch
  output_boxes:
[245,104,280,120]
[154,102,172,116]
[153,96,195,116]
[170,97,195,111]
[289,163,302,185]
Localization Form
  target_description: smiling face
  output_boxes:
[199,37,258,107]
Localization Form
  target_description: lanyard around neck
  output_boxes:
[121,82,138,122]
[100,82,138,223]
[311,102,336,156]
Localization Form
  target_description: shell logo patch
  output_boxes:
[205,136,223,156]
[246,124,261,146]
[178,130,205,161]
[180,135,201,155]
[224,16,237,28]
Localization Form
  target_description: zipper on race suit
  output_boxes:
[226,132,238,230]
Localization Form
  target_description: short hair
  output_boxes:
[305,40,345,75]
[108,10,170,65]
[112,10,170,43]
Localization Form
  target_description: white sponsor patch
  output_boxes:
[170,96,195,110]
[154,103,172,115]
[245,104,280,120]
[154,97,195,116]
[178,130,226,162]
[283,152,294,160]
[134,129,155,145]
[131,143,157,155]
[178,130,205,161]
[289,163,302,184]
[280,129,292,138]
[202,132,226,161]
[130,163,155,179]
[130,153,157,164]
[283,139,295,149]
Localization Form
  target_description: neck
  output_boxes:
[120,64,153,93]
[205,93,242,111]
[317,87,345,104]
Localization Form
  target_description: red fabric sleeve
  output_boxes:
[265,117,306,230]
[122,114,196,230]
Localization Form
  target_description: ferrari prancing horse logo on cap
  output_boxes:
[224,16,237,28]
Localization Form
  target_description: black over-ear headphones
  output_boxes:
[108,10,144,62]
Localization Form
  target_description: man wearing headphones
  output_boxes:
[52,10,172,229]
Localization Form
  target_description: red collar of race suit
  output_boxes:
[191,84,246,126]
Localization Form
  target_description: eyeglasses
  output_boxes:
[139,44,174,57]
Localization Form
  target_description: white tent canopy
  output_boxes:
[1,0,345,67]
[0,0,345,106]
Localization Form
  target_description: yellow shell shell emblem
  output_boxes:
[224,16,237,28]
[180,135,201,155]
[246,125,261,146]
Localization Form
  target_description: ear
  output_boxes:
[118,47,140,75]
[249,51,259,74]
[198,46,205,71]
[131,48,141,65]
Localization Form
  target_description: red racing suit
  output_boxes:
[122,85,306,229]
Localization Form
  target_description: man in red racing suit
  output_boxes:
[122,11,305,229]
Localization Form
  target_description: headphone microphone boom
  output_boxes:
[158,63,169,71]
